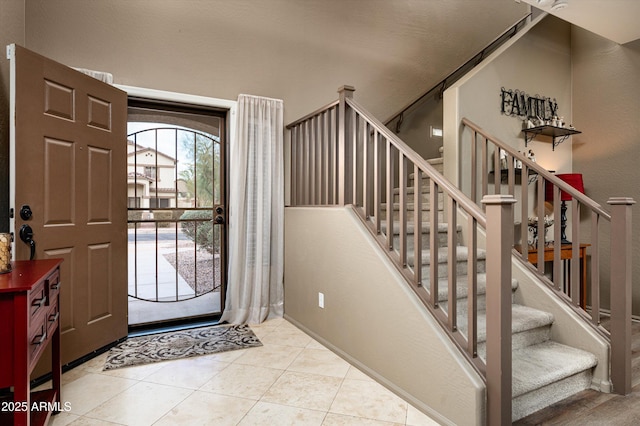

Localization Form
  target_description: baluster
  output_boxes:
[430,179,439,307]
[352,109,359,206]
[519,160,529,260]
[303,120,310,205]
[508,156,516,196]
[310,116,316,204]
[330,107,337,204]
[374,131,382,233]
[447,196,458,332]
[536,176,545,267]
[363,121,370,217]
[493,145,500,195]
[552,185,562,292]
[399,154,408,267]
[413,165,422,287]
[319,111,329,206]
[481,140,488,210]
[570,201,581,306]
[467,215,478,358]
[386,140,394,251]
[471,131,477,203]
[540,177,550,277]
[590,212,600,325]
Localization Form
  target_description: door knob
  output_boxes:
[19,224,36,260]
[20,205,33,220]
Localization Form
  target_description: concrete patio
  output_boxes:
[128,228,221,326]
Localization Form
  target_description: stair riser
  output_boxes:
[512,371,593,422]
[409,161,444,183]
[392,191,443,205]
[381,208,445,223]
[477,326,552,359]
[418,259,486,279]
[392,229,460,251]
[439,291,516,317]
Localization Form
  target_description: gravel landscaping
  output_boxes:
[163,249,221,295]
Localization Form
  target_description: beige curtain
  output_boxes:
[220,94,284,324]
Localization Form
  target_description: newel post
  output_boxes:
[337,85,355,206]
[482,194,516,426]
[608,197,635,395]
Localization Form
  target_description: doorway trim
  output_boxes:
[117,85,236,329]
[115,86,237,145]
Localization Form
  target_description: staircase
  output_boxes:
[287,89,634,423]
[381,157,598,421]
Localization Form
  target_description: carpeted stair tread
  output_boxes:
[409,158,444,177]
[512,340,598,398]
[475,304,554,343]
[408,246,486,266]
[392,186,441,196]
[379,221,457,235]
[380,202,440,212]
[434,273,518,302]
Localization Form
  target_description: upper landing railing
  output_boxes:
[384,13,531,133]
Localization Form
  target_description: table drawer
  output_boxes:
[46,299,60,337]
[28,321,48,368]
[46,268,61,303]
[28,293,58,369]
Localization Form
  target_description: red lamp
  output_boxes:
[545,173,584,244]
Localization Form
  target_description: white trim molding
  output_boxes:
[115,85,238,153]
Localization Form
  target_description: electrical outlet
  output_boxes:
[318,292,325,309]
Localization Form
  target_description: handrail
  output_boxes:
[461,117,634,397]
[348,98,487,227]
[286,99,340,129]
[461,118,610,219]
[288,87,633,424]
[384,13,531,131]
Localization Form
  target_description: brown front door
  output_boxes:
[9,45,128,364]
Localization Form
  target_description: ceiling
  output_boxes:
[520,0,640,44]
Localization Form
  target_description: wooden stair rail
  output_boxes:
[287,87,517,422]
[461,117,634,395]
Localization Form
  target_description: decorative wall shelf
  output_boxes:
[522,125,581,150]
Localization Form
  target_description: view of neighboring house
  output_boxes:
[126,140,191,211]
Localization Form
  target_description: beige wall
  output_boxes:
[18,0,525,124]
[571,29,640,314]
[0,0,25,232]
[443,14,640,315]
[389,95,444,161]
[445,15,573,189]
[285,207,484,425]
[443,15,573,238]
[0,0,526,230]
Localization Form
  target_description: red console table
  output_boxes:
[0,259,63,426]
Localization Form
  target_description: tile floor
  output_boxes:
[44,318,441,426]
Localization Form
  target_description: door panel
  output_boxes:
[9,44,128,364]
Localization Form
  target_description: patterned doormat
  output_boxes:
[103,324,262,370]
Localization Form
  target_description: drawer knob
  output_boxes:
[31,331,47,345]
[48,312,60,323]
[31,295,47,309]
